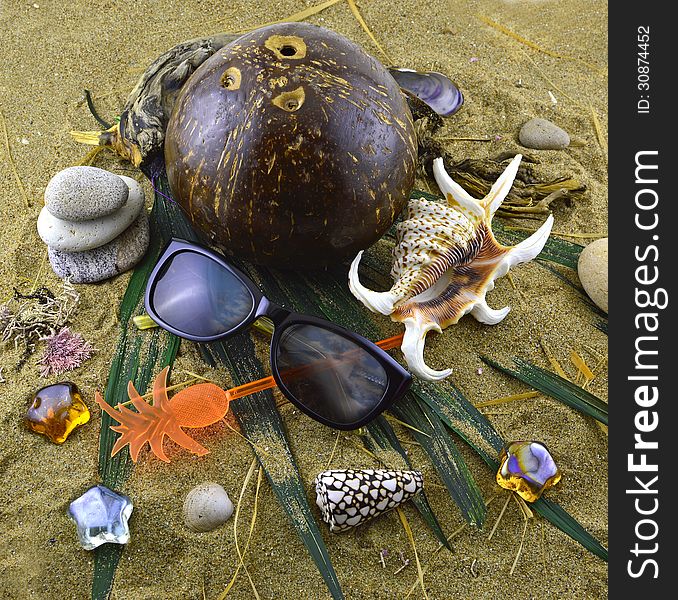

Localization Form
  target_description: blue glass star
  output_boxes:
[67,484,133,550]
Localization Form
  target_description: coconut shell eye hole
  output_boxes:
[264,34,307,60]
[220,66,241,90]
[272,87,306,112]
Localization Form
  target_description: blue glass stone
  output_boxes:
[67,484,133,550]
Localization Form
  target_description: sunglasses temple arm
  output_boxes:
[226,375,278,401]
[225,333,404,401]
[375,333,404,351]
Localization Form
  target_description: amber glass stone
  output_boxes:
[25,382,90,444]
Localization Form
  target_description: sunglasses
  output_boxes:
[145,239,412,430]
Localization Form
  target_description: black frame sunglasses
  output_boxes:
[145,239,411,430]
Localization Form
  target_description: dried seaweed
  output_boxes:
[1,281,80,368]
[415,143,586,217]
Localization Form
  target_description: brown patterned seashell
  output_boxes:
[349,155,554,380]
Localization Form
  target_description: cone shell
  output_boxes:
[496,441,561,503]
[314,469,423,532]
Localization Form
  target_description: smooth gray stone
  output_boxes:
[518,118,570,150]
[44,166,129,221]
[577,237,608,313]
[48,211,150,283]
[38,176,144,252]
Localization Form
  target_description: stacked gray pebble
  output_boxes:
[38,167,150,283]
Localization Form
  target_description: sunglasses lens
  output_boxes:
[276,324,389,426]
[150,250,254,338]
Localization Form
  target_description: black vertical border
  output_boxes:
[609,6,675,596]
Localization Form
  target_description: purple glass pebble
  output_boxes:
[67,484,133,550]
[496,441,561,502]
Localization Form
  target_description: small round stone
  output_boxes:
[48,211,150,283]
[577,237,608,313]
[183,483,233,533]
[37,176,145,252]
[518,118,570,150]
[44,166,129,221]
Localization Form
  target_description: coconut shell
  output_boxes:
[165,23,417,267]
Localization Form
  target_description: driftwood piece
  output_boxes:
[417,131,586,217]
[72,33,239,166]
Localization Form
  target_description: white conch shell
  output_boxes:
[349,154,553,381]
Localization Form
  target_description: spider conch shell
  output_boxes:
[349,155,554,381]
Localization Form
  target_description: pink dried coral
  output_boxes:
[39,327,94,377]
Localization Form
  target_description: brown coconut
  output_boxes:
[164,22,417,267]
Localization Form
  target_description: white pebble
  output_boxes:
[183,483,233,533]
[577,238,608,313]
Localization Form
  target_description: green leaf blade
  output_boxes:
[531,497,608,561]
[481,356,608,425]
[93,199,182,599]
[363,416,450,549]
[391,395,487,527]
[412,381,504,466]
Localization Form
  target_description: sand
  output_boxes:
[0,0,607,598]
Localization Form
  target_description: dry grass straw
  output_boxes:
[218,459,264,599]
[225,0,344,34]
[76,145,106,166]
[434,136,491,142]
[539,338,570,381]
[487,494,511,542]
[590,103,608,154]
[0,110,31,208]
[397,507,428,600]
[517,48,579,106]
[385,414,430,437]
[510,495,533,576]
[570,350,594,387]
[346,0,392,63]
[405,496,500,598]
[478,16,607,78]
[325,430,341,470]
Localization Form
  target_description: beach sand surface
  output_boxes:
[0,0,607,598]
